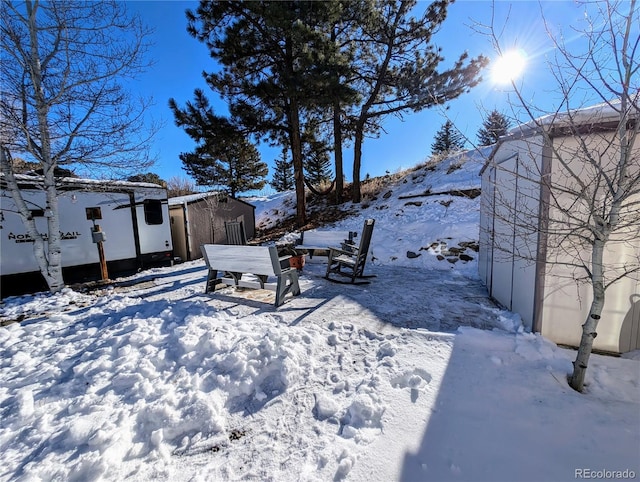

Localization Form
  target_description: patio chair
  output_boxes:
[325,219,376,284]
[224,220,248,280]
[225,220,248,245]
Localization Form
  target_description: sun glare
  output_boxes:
[492,50,527,84]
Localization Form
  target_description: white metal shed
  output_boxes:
[479,102,640,353]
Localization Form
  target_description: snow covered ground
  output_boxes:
[1,151,638,482]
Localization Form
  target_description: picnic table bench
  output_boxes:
[201,244,301,307]
[296,230,356,258]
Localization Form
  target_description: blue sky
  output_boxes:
[126,0,596,191]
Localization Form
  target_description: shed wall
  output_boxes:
[481,129,640,353]
[480,136,544,331]
[539,133,640,352]
[478,167,495,287]
[187,202,215,259]
[169,195,256,261]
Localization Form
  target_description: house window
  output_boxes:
[85,207,102,220]
[143,199,163,225]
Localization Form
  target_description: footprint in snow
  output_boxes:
[391,368,432,390]
[377,341,397,359]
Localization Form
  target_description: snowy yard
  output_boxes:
[1,150,638,481]
[1,260,638,481]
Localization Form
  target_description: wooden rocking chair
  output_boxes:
[325,219,376,284]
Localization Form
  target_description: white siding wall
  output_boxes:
[479,167,495,287]
[540,134,640,352]
[480,137,543,331]
[480,129,640,353]
[510,141,543,332]
[1,189,138,274]
[491,155,518,311]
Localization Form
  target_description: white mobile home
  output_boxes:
[479,103,640,353]
[1,175,173,295]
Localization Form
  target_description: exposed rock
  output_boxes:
[406,251,421,259]
[460,254,474,262]
[404,201,423,207]
[446,163,462,174]
[436,255,445,261]
[446,257,459,264]
[459,241,480,252]
[383,190,393,199]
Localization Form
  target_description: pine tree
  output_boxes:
[305,152,333,186]
[176,1,355,226]
[127,172,167,187]
[431,121,465,155]
[228,141,269,196]
[345,0,488,202]
[477,110,512,146]
[171,90,268,197]
[303,124,333,186]
[270,148,294,192]
[180,139,267,197]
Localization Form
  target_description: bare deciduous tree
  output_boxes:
[483,0,639,392]
[166,176,197,198]
[0,0,155,292]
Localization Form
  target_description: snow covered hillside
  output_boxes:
[1,150,638,482]
[251,149,486,276]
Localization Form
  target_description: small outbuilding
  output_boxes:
[168,192,256,261]
[479,102,640,354]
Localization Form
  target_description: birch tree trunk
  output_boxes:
[1,1,153,293]
[569,239,606,391]
[26,0,64,292]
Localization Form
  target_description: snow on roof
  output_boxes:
[479,98,640,175]
[0,173,166,191]
[168,191,222,205]
[168,191,256,209]
[510,97,639,138]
